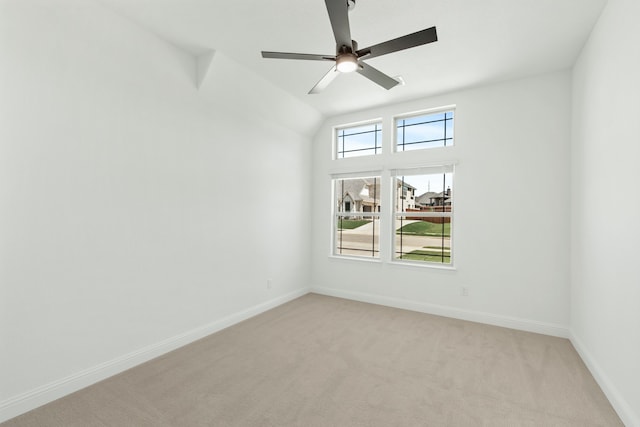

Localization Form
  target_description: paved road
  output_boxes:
[335,220,450,257]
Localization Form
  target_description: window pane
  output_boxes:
[395,217,451,264]
[334,177,381,213]
[393,171,453,265]
[335,216,380,258]
[336,123,382,159]
[334,176,381,258]
[396,111,454,152]
[394,173,453,213]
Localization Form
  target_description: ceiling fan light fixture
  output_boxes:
[336,54,358,73]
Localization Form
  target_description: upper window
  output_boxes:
[336,122,382,159]
[396,110,454,152]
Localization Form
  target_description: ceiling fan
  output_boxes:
[261,0,438,94]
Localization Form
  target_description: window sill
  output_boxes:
[328,255,456,271]
[389,260,457,271]
[329,255,382,264]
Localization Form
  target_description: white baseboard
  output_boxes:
[311,286,570,338]
[569,331,639,427]
[0,287,310,424]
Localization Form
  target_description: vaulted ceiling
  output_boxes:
[100,0,607,117]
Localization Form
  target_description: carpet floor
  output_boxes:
[3,293,622,426]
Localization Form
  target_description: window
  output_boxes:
[336,122,382,159]
[333,176,380,258]
[330,106,456,267]
[396,110,454,152]
[393,167,453,265]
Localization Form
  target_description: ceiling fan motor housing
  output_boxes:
[337,40,357,55]
[335,40,359,73]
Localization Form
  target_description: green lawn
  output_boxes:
[399,248,451,263]
[397,221,450,237]
[337,219,371,230]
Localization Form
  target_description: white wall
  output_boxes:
[311,71,572,335]
[0,0,317,419]
[571,0,640,424]
[4,0,637,424]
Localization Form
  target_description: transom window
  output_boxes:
[336,122,382,159]
[396,110,454,152]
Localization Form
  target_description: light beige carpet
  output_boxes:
[3,293,622,426]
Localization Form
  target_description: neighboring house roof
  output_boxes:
[429,190,450,199]
[342,192,356,202]
[416,191,438,202]
[337,179,380,203]
[338,180,364,202]
[416,191,439,205]
[415,190,452,206]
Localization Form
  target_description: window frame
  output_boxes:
[331,173,382,260]
[328,106,457,270]
[391,166,455,267]
[334,119,383,160]
[394,107,455,153]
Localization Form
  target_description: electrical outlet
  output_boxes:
[461,287,469,297]
[267,279,272,290]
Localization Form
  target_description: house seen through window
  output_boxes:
[334,176,380,258]
[393,168,453,264]
[332,108,455,266]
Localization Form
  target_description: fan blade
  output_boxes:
[325,0,352,49]
[356,62,400,90]
[262,51,336,61]
[356,27,438,60]
[309,66,339,94]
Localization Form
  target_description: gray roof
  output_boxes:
[415,191,439,204]
[336,178,380,203]
[415,190,453,207]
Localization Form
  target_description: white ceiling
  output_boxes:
[100,0,607,117]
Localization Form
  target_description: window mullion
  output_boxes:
[331,108,454,267]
